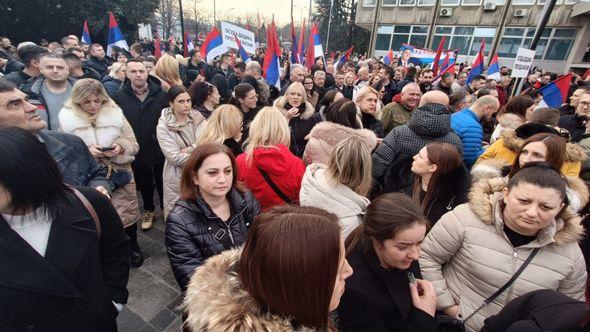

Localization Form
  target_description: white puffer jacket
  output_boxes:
[299,163,370,238]
[420,177,587,332]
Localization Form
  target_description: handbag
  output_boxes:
[436,247,541,332]
[257,166,295,205]
[104,161,132,190]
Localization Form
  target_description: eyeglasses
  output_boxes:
[580,101,590,108]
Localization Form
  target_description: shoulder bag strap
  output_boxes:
[256,166,294,205]
[71,187,101,238]
[462,247,540,323]
[201,216,234,250]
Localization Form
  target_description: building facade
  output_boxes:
[356,0,590,74]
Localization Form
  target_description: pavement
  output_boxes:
[116,209,184,332]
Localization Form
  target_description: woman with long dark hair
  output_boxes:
[188,80,220,119]
[157,85,206,218]
[231,83,260,142]
[0,127,129,332]
[410,142,470,224]
[337,193,437,331]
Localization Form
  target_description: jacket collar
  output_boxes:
[38,131,73,164]
[0,191,97,298]
[468,177,584,246]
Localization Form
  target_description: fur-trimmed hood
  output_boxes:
[182,249,324,332]
[467,177,584,246]
[273,96,315,120]
[500,130,587,163]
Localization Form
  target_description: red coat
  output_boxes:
[236,144,306,211]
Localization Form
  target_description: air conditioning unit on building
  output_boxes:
[439,8,453,17]
[483,1,497,11]
[514,9,528,17]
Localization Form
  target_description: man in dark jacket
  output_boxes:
[0,78,110,194]
[3,44,48,88]
[372,91,463,185]
[395,66,417,95]
[432,72,454,96]
[112,59,167,232]
[559,91,590,142]
[85,44,111,78]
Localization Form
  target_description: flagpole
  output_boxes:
[179,0,186,55]
[514,0,557,96]
[368,1,381,58]
[325,0,334,52]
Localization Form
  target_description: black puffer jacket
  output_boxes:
[372,103,463,182]
[165,188,260,291]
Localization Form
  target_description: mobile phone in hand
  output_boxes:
[99,146,115,152]
[407,272,423,295]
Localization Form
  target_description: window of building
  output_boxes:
[362,0,377,6]
[565,0,579,4]
[441,0,460,5]
[462,0,482,5]
[498,27,576,61]
[431,26,495,56]
[399,0,417,5]
[382,0,398,5]
[512,0,535,4]
[417,0,436,5]
[374,25,430,51]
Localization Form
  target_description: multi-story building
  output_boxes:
[355,0,590,74]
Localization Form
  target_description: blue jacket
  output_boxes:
[451,108,484,166]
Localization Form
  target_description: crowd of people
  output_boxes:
[1,32,590,331]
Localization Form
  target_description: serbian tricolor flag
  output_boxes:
[432,56,456,84]
[263,19,282,89]
[431,36,446,76]
[305,23,323,70]
[81,20,92,45]
[200,27,229,64]
[290,19,299,64]
[107,12,129,56]
[337,46,353,67]
[487,53,501,81]
[383,49,394,65]
[466,40,485,84]
[154,37,162,58]
[539,73,573,108]
[297,20,306,64]
[236,38,251,63]
[184,32,195,57]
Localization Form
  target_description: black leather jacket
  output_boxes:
[165,188,260,291]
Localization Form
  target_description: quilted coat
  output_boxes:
[156,108,206,218]
[419,177,587,332]
[299,163,370,238]
[182,248,328,332]
[451,108,485,166]
[58,105,140,227]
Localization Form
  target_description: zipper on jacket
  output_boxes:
[219,205,247,246]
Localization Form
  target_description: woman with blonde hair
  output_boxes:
[342,72,355,99]
[154,54,183,91]
[199,104,244,156]
[273,81,320,157]
[102,62,126,97]
[236,107,306,210]
[58,78,143,267]
[300,136,372,237]
[355,86,383,138]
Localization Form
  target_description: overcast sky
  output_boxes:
[190,0,315,25]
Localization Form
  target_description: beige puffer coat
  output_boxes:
[299,164,370,238]
[156,108,206,218]
[59,104,140,227]
[419,177,587,332]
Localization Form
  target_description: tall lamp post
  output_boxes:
[179,0,186,52]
